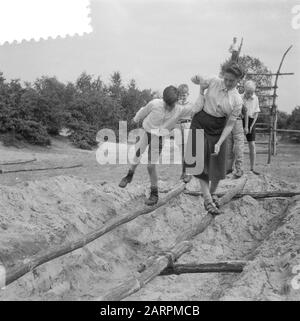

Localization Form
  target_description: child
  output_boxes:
[119,85,204,206]
[177,84,193,181]
[229,37,239,62]
[242,80,260,174]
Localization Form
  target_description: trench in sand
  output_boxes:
[0,173,299,301]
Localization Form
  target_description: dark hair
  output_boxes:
[163,86,178,106]
[224,63,245,79]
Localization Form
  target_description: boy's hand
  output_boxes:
[130,119,138,127]
[244,128,248,135]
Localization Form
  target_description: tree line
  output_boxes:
[0,57,299,149]
[0,71,156,149]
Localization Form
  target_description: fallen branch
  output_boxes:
[2,182,185,287]
[98,179,247,301]
[183,190,300,199]
[160,261,247,275]
[97,241,193,301]
[0,164,83,174]
[0,158,37,166]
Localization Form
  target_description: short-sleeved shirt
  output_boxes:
[242,93,260,118]
[178,101,193,121]
[133,96,203,136]
[198,76,243,121]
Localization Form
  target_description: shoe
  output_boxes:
[226,169,233,175]
[234,169,243,178]
[211,194,221,208]
[180,173,192,183]
[204,199,221,215]
[119,170,134,188]
[251,169,260,176]
[145,187,159,206]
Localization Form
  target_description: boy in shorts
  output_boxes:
[242,80,260,174]
[119,85,204,206]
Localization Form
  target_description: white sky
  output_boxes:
[0,0,299,113]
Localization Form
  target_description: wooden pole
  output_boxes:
[138,179,247,274]
[97,241,193,301]
[0,158,37,166]
[183,190,300,199]
[246,72,294,76]
[2,182,186,287]
[0,164,83,174]
[97,179,246,301]
[271,45,293,158]
[160,261,247,275]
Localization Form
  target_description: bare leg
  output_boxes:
[199,178,212,203]
[210,179,220,195]
[119,132,148,188]
[249,141,256,170]
[226,133,234,173]
[147,164,158,188]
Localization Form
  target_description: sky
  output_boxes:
[0,0,299,113]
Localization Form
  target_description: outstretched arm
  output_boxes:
[180,86,205,118]
[133,101,154,123]
[214,101,242,154]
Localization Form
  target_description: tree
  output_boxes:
[287,106,300,130]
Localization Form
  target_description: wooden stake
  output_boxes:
[160,261,247,275]
[183,191,300,199]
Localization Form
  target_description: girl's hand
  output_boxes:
[249,126,253,133]
[213,142,221,155]
[244,128,248,135]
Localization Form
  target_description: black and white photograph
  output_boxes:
[0,0,299,306]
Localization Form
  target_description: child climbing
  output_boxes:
[119,85,204,206]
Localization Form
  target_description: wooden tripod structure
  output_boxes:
[246,45,294,164]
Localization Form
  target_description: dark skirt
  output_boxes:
[184,110,227,181]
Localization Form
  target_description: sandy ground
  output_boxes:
[0,137,299,301]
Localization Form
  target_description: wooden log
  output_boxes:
[139,179,247,274]
[160,261,247,275]
[183,191,300,199]
[257,94,277,98]
[97,241,192,301]
[246,72,294,76]
[274,129,300,134]
[0,158,37,165]
[0,164,83,174]
[97,180,246,301]
[256,86,277,90]
[2,182,186,287]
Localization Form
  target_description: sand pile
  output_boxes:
[0,173,299,301]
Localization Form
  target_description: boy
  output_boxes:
[119,85,203,206]
[242,80,260,174]
[177,84,193,181]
